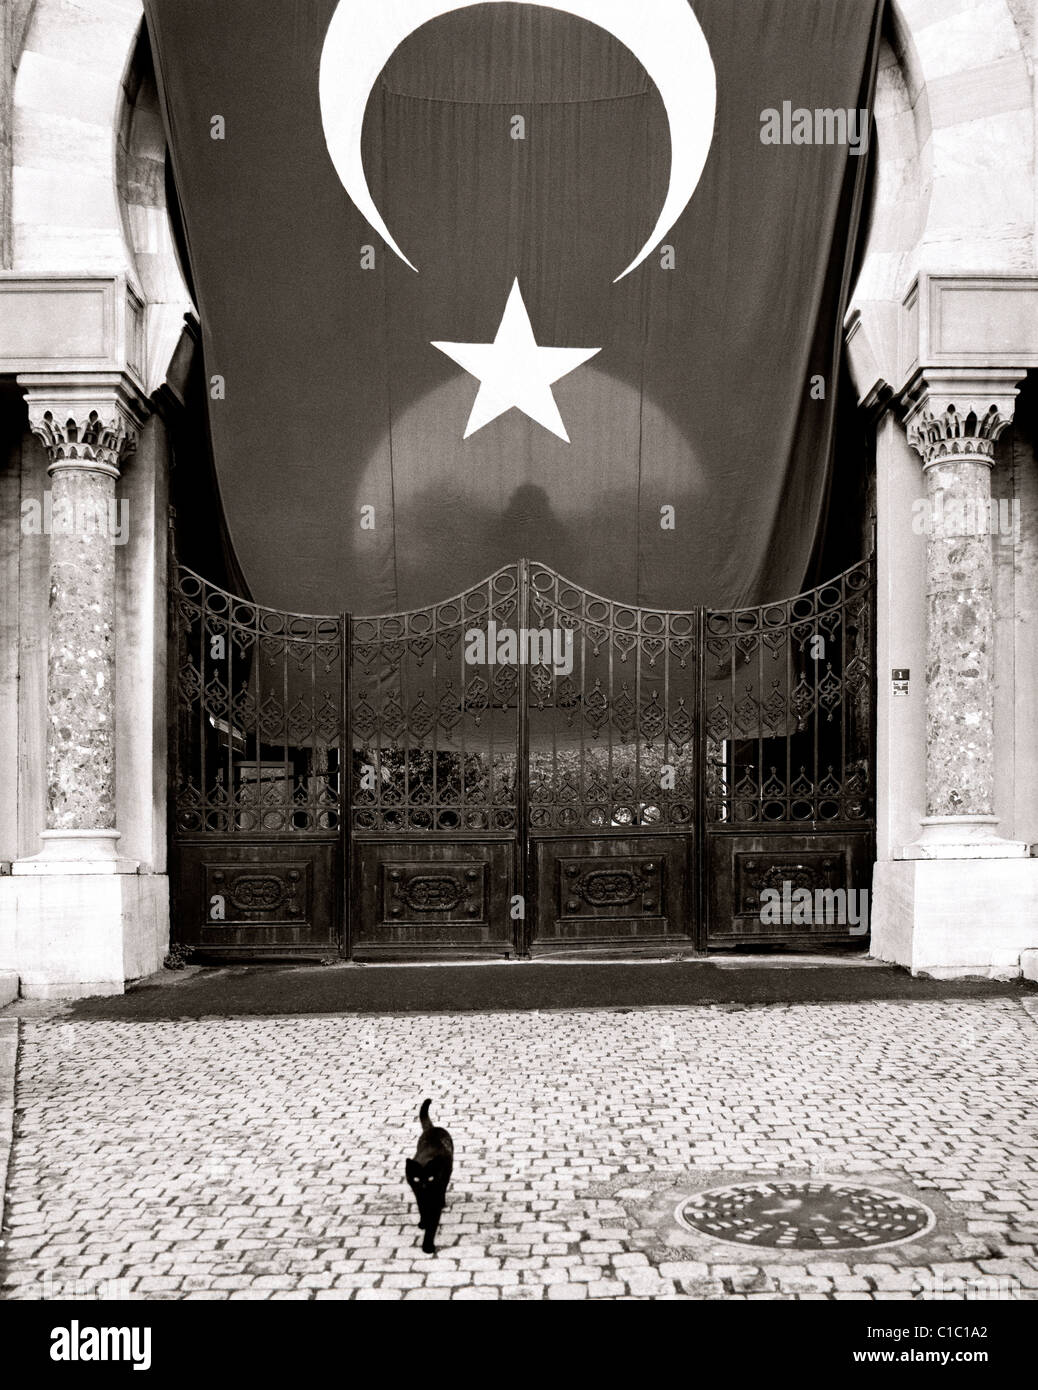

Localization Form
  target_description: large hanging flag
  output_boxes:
[146,0,882,614]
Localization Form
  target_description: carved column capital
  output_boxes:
[20,374,148,478]
[901,369,1022,469]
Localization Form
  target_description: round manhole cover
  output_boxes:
[676,1181,935,1250]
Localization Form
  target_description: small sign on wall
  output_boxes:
[892,668,910,696]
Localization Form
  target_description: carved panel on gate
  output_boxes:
[735,852,844,914]
[204,863,310,923]
[556,856,664,918]
[353,841,514,956]
[229,874,293,911]
[380,862,487,924]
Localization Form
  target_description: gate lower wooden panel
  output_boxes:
[530,835,691,956]
[351,840,516,959]
[175,842,339,956]
[705,831,873,949]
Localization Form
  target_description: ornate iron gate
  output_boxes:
[523,562,698,955]
[348,564,521,960]
[702,559,874,946]
[171,558,874,957]
[170,568,345,956]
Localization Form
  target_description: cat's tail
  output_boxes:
[419,1098,433,1132]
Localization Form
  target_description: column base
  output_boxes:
[11,830,139,876]
[0,871,169,999]
[901,815,1029,860]
[871,856,1038,978]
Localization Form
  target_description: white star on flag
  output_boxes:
[432,278,601,442]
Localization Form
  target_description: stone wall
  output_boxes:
[1,3,37,268]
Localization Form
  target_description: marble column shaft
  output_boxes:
[45,459,119,829]
[921,453,995,818]
[26,397,140,837]
[905,385,1017,829]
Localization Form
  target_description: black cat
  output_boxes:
[405,1098,453,1255]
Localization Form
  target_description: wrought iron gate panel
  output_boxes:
[348,564,521,958]
[170,567,344,954]
[173,568,345,836]
[523,562,698,955]
[524,562,698,832]
[349,563,521,835]
[703,559,873,827]
[702,559,874,947]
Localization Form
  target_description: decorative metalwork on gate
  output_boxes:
[173,554,875,958]
[525,563,698,830]
[350,564,521,832]
[702,559,873,825]
[172,568,345,836]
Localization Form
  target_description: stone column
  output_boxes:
[18,377,144,868]
[902,370,1027,857]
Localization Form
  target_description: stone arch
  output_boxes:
[12,0,191,389]
[115,20,193,390]
[849,0,1035,392]
[899,0,1034,276]
[852,9,931,309]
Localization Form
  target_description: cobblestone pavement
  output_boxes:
[2,998,1038,1301]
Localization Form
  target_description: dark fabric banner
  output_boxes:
[146,0,881,615]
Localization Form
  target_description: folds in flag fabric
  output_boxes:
[146,0,883,614]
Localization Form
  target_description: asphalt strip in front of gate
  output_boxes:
[58,959,1038,1020]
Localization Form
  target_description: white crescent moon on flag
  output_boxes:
[319,0,716,282]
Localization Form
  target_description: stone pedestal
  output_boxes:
[2,872,170,999]
[872,857,1038,980]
